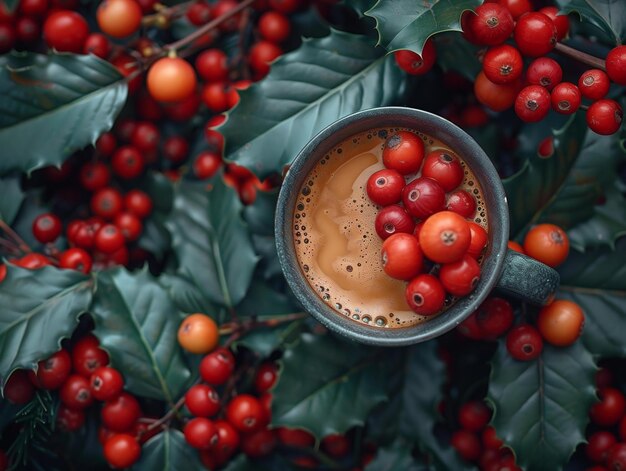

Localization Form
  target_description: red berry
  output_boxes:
[447,190,476,219]
[212,420,240,462]
[383,131,425,175]
[102,392,142,431]
[249,41,282,78]
[586,431,617,463]
[421,149,464,192]
[539,6,569,41]
[607,443,626,471]
[57,405,85,431]
[212,0,240,31]
[124,190,152,219]
[483,44,523,84]
[226,394,265,432]
[84,32,110,58]
[258,11,291,43]
[526,57,562,91]
[131,122,160,152]
[15,253,52,270]
[499,0,532,20]
[482,426,503,450]
[72,334,109,377]
[193,151,222,180]
[551,82,581,115]
[458,310,484,340]
[43,10,89,53]
[199,348,235,385]
[321,434,351,458]
[276,427,315,448]
[112,146,144,179]
[476,297,513,339]
[104,434,141,469]
[514,12,557,57]
[464,4,514,46]
[405,274,446,316]
[587,99,623,136]
[381,233,423,280]
[366,169,405,206]
[467,222,488,259]
[419,211,471,264]
[591,388,626,426]
[185,384,220,418]
[95,224,126,254]
[36,349,71,390]
[578,69,610,101]
[240,427,276,458]
[90,366,124,401]
[80,161,111,191]
[4,370,36,404]
[202,82,231,113]
[195,49,229,82]
[184,417,218,449]
[16,17,40,44]
[451,429,482,461]
[459,400,491,432]
[163,136,189,163]
[515,85,551,123]
[439,255,481,297]
[402,177,446,219]
[32,213,62,243]
[474,71,521,112]
[393,40,436,76]
[60,374,93,409]
[91,187,124,220]
[506,324,543,361]
[186,1,211,25]
[96,132,117,156]
[0,24,15,54]
[268,0,300,14]
[254,363,278,394]
[606,46,626,86]
[375,205,415,240]
[20,0,48,17]
[114,212,143,242]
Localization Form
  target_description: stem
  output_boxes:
[142,394,186,435]
[0,237,20,255]
[164,0,257,52]
[554,42,606,71]
[0,220,31,254]
[218,312,307,336]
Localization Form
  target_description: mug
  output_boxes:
[275,107,560,346]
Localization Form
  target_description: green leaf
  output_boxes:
[167,181,259,308]
[0,175,23,225]
[503,113,588,238]
[220,29,405,179]
[558,239,626,357]
[433,32,481,81]
[0,52,127,176]
[556,0,626,45]
[343,0,377,16]
[132,430,204,471]
[2,0,18,13]
[365,439,428,471]
[365,0,481,55]
[539,129,625,234]
[271,332,389,438]
[367,342,472,471]
[159,274,219,317]
[0,265,92,388]
[92,268,191,403]
[488,340,597,471]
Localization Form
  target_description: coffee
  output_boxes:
[292,128,488,329]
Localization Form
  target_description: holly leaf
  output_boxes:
[558,239,626,357]
[0,175,23,225]
[488,340,597,471]
[503,113,588,238]
[0,52,127,176]
[271,332,389,438]
[556,0,626,45]
[92,268,191,403]
[540,129,625,234]
[243,191,283,280]
[166,180,259,308]
[159,274,220,317]
[2,0,18,13]
[365,0,482,55]
[367,342,473,471]
[220,29,405,179]
[0,265,93,389]
[434,32,481,81]
[365,439,428,471]
[343,0,377,16]
[132,430,204,471]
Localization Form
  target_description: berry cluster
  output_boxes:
[366,131,488,316]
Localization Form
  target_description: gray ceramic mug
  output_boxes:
[275,107,559,346]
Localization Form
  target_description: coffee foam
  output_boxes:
[293,128,488,329]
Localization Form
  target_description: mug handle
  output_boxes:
[495,249,560,305]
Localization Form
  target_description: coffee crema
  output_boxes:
[293,128,488,329]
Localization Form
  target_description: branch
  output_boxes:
[554,42,606,71]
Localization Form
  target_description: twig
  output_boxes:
[554,42,606,71]
[142,0,194,26]
[142,394,186,435]
[0,220,32,254]
[218,312,308,336]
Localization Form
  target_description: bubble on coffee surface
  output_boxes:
[293,127,489,329]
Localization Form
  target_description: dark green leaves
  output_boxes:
[220,29,405,179]
[92,268,191,403]
[0,265,92,388]
[366,0,481,55]
[365,439,427,471]
[556,0,626,45]
[503,113,587,237]
[0,53,127,176]
[167,180,259,308]
[271,333,388,438]
[132,430,204,471]
[488,340,597,471]
[0,176,24,224]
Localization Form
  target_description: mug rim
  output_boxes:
[275,107,509,346]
